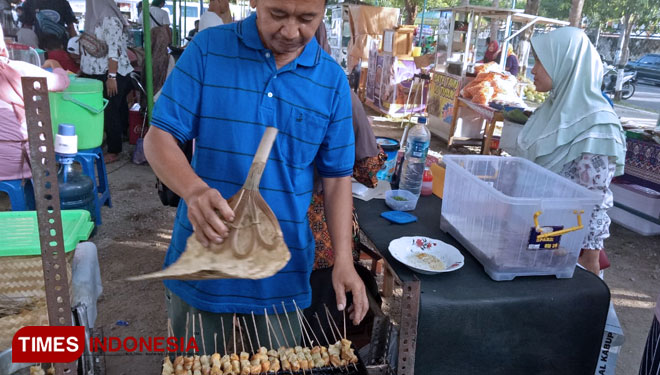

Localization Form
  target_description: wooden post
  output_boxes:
[142,0,153,124]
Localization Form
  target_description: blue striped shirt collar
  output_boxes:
[237,13,321,68]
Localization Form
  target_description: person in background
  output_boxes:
[140,0,170,30]
[41,34,78,73]
[144,0,368,352]
[187,19,199,39]
[0,26,69,183]
[80,0,134,163]
[483,38,498,63]
[66,35,80,66]
[21,0,77,47]
[639,294,660,375]
[515,27,626,275]
[304,25,385,333]
[504,44,519,76]
[198,0,230,32]
[16,15,39,48]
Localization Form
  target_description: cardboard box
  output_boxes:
[382,26,415,57]
[594,303,624,375]
[430,162,446,198]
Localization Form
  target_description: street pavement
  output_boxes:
[613,82,659,128]
[625,82,660,114]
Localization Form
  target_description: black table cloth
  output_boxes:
[355,195,609,375]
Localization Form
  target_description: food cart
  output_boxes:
[425,6,568,153]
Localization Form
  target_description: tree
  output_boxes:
[569,0,585,26]
[404,0,419,25]
[517,0,541,75]
[583,0,660,99]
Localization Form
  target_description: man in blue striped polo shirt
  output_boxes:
[144,0,368,351]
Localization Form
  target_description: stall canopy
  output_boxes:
[414,10,450,26]
[347,5,400,72]
[432,5,567,73]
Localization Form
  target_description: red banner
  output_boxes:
[12,326,85,363]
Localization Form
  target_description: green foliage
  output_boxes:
[583,0,660,28]
[360,0,658,30]
[538,0,571,20]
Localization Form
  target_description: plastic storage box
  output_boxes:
[441,155,601,281]
[0,210,93,349]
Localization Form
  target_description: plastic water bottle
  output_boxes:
[71,242,103,328]
[399,117,430,199]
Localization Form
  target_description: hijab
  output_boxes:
[507,45,515,57]
[516,27,626,176]
[484,40,499,62]
[0,27,26,127]
[85,0,128,32]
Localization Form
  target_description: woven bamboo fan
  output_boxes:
[131,127,290,280]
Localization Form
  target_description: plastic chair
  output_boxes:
[73,146,112,225]
[0,179,34,211]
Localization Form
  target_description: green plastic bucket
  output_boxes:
[49,77,108,150]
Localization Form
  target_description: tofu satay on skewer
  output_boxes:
[264,309,282,373]
[193,355,202,375]
[236,318,250,375]
[173,356,185,375]
[210,353,222,375]
[241,316,262,375]
[162,356,174,375]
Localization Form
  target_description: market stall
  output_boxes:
[364,43,430,118]
[355,194,609,375]
[425,6,567,152]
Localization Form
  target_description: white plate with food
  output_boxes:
[388,236,464,275]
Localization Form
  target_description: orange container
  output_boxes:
[430,162,446,198]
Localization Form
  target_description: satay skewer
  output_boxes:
[264,309,273,349]
[343,309,347,340]
[199,313,207,355]
[185,312,190,356]
[293,300,320,346]
[241,316,255,354]
[214,333,217,356]
[292,301,313,347]
[250,312,261,349]
[314,313,331,346]
[325,306,356,372]
[281,301,298,347]
[237,315,245,353]
[264,308,281,349]
[272,304,290,347]
[233,314,237,355]
[326,305,343,340]
[221,316,227,356]
[323,306,339,343]
[167,318,174,356]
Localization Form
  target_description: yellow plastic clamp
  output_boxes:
[533,210,585,239]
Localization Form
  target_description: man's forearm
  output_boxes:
[144,126,207,201]
[322,176,354,264]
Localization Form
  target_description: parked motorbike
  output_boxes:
[602,65,637,100]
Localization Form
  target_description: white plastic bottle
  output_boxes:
[399,116,431,201]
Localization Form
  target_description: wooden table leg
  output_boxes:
[482,118,496,155]
[383,266,394,298]
[447,97,462,147]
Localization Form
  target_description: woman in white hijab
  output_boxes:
[516,27,626,275]
[80,0,134,163]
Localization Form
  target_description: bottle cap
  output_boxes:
[58,123,76,136]
[423,167,433,181]
[417,116,427,124]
